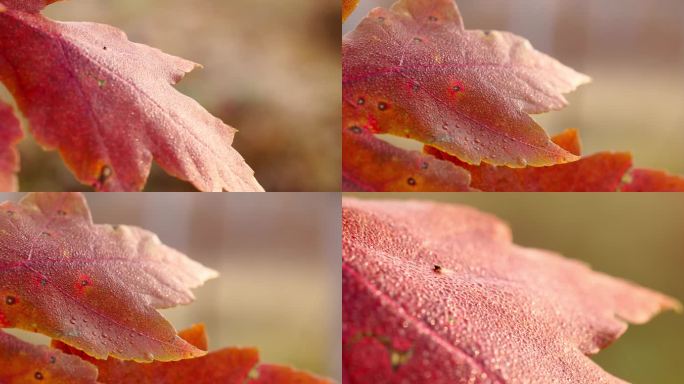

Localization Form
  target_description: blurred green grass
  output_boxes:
[346,193,684,383]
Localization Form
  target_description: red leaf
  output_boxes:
[0,193,216,362]
[0,100,23,192]
[343,0,588,169]
[0,1,262,191]
[425,129,633,191]
[342,0,359,22]
[54,324,334,384]
[621,168,684,192]
[0,329,98,383]
[343,127,471,191]
[343,198,679,383]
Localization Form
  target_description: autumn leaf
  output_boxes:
[0,192,217,362]
[343,0,589,170]
[425,129,633,191]
[0,329,98,384]
[342,126,471,191]
[0,100,23,192]
[620,168,684,192]
[54,324,335,384]
[0,0,263,192]
[342,0,359,22]
[342,198,679,383]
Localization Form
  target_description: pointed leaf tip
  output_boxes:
[0,192,215,362]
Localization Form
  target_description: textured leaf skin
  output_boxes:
[0,101,23,192]
[343,0,588,169]
[621,169,684,192]
[0,193,217,362]
[342,0,359,22]
[54,324,334,384]
[0,329,98,384]
[342,127,471,191]
[342,198,679,383]
[425,129,633,191]
[248,365,333,384]
[0,2,263,191]
[54,324,257,384]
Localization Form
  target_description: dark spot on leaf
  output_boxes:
[378,102,388,111]
[390,349,413,371]
[57,209,66,216]
[433,265,442,273]
[50,356,56,364]
[484,30,491,36]
[103,46,107,50]
[34,371,43,380]
[41,279,47,286]
[98,165,112,185]
[421,162,429,170]
[428,15,438,22]
[6,210,13,216]
[41,231,51,237]
[407,177,416,186]
[377,16,385,22]
[349,126,363,134]
[5,296,16,305]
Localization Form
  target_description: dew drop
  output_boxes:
[413,37,423,43]
[49,356,56,364]
[378,102,388,111]
[34,372,43,380]
[349,126,362,134]
[421,162,429,170]
[5,296,16,305]
[69,317,76,325]
[377,16,385,22]
[407,177,416,186]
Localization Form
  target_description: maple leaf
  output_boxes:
[620,168,684,192]
[0,100,23,192]
[342,198,679,383]
[53,323,335,384]
[342,0,360,22]
[343,126,471,191]
[425,128,633,191]
[0,329,98,384]
[0,192,217,362]
[0,0,263,191]
[343,0,589,170]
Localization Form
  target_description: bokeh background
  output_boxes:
[346,192,684,383]
[0,0,341,191]
[344,0,684,176]
[2,193,342,381]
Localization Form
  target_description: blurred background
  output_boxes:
[0,0,341,191]
[347,192,684,383]
[2,193,342,381]
[344,0,684,176]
